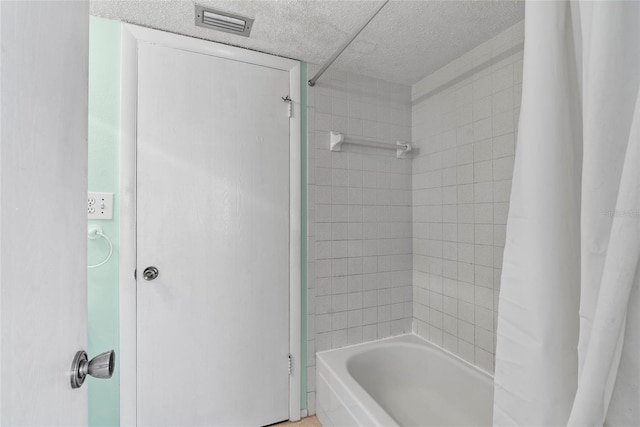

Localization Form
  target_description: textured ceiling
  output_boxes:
[90,0,524,85]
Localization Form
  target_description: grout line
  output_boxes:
[412,43,524,107]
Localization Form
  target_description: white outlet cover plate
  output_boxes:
[88,192,114,219]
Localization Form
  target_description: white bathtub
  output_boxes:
[316,334,493,427]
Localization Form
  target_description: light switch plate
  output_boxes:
[88,192,114,219]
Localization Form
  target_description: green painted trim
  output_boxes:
[299,62,308,411]
[88,16,121,427]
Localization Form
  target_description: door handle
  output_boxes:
[143,266,159,281]
[70,350,115,389]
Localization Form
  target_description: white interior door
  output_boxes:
[0,1,89,425]
[136,42,291,426]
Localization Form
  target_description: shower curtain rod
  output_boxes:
[308,0,390,87]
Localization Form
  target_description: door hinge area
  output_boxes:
[288,353,292,375]
[282,95,292,118]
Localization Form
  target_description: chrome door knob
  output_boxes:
[143,266,159,281]
[70,350,115,389]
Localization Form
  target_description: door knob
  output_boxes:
[143,266,159,281]
[142,266,160,280]
[70,350,115,389]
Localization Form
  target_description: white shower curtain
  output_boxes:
[494,1,640,426]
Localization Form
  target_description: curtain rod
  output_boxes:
[307,0,390,87]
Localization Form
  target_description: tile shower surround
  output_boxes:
[305,67,413,413]
[304,21,523,413]
[411,22,523,373]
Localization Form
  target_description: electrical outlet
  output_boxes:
[88,192,114,219]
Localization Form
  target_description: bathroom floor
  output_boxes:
[274,415,321,427]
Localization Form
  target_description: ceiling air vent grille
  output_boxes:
[195,6,254,37]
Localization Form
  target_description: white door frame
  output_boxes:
[119,24,301,425]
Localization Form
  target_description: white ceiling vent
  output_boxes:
[195,5,254,37]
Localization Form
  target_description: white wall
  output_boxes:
[306,67,413,413]
[0,2,89,424]
[411,21,524,373]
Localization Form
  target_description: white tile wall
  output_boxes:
[411,21,524,374]
[306,66,413,412]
